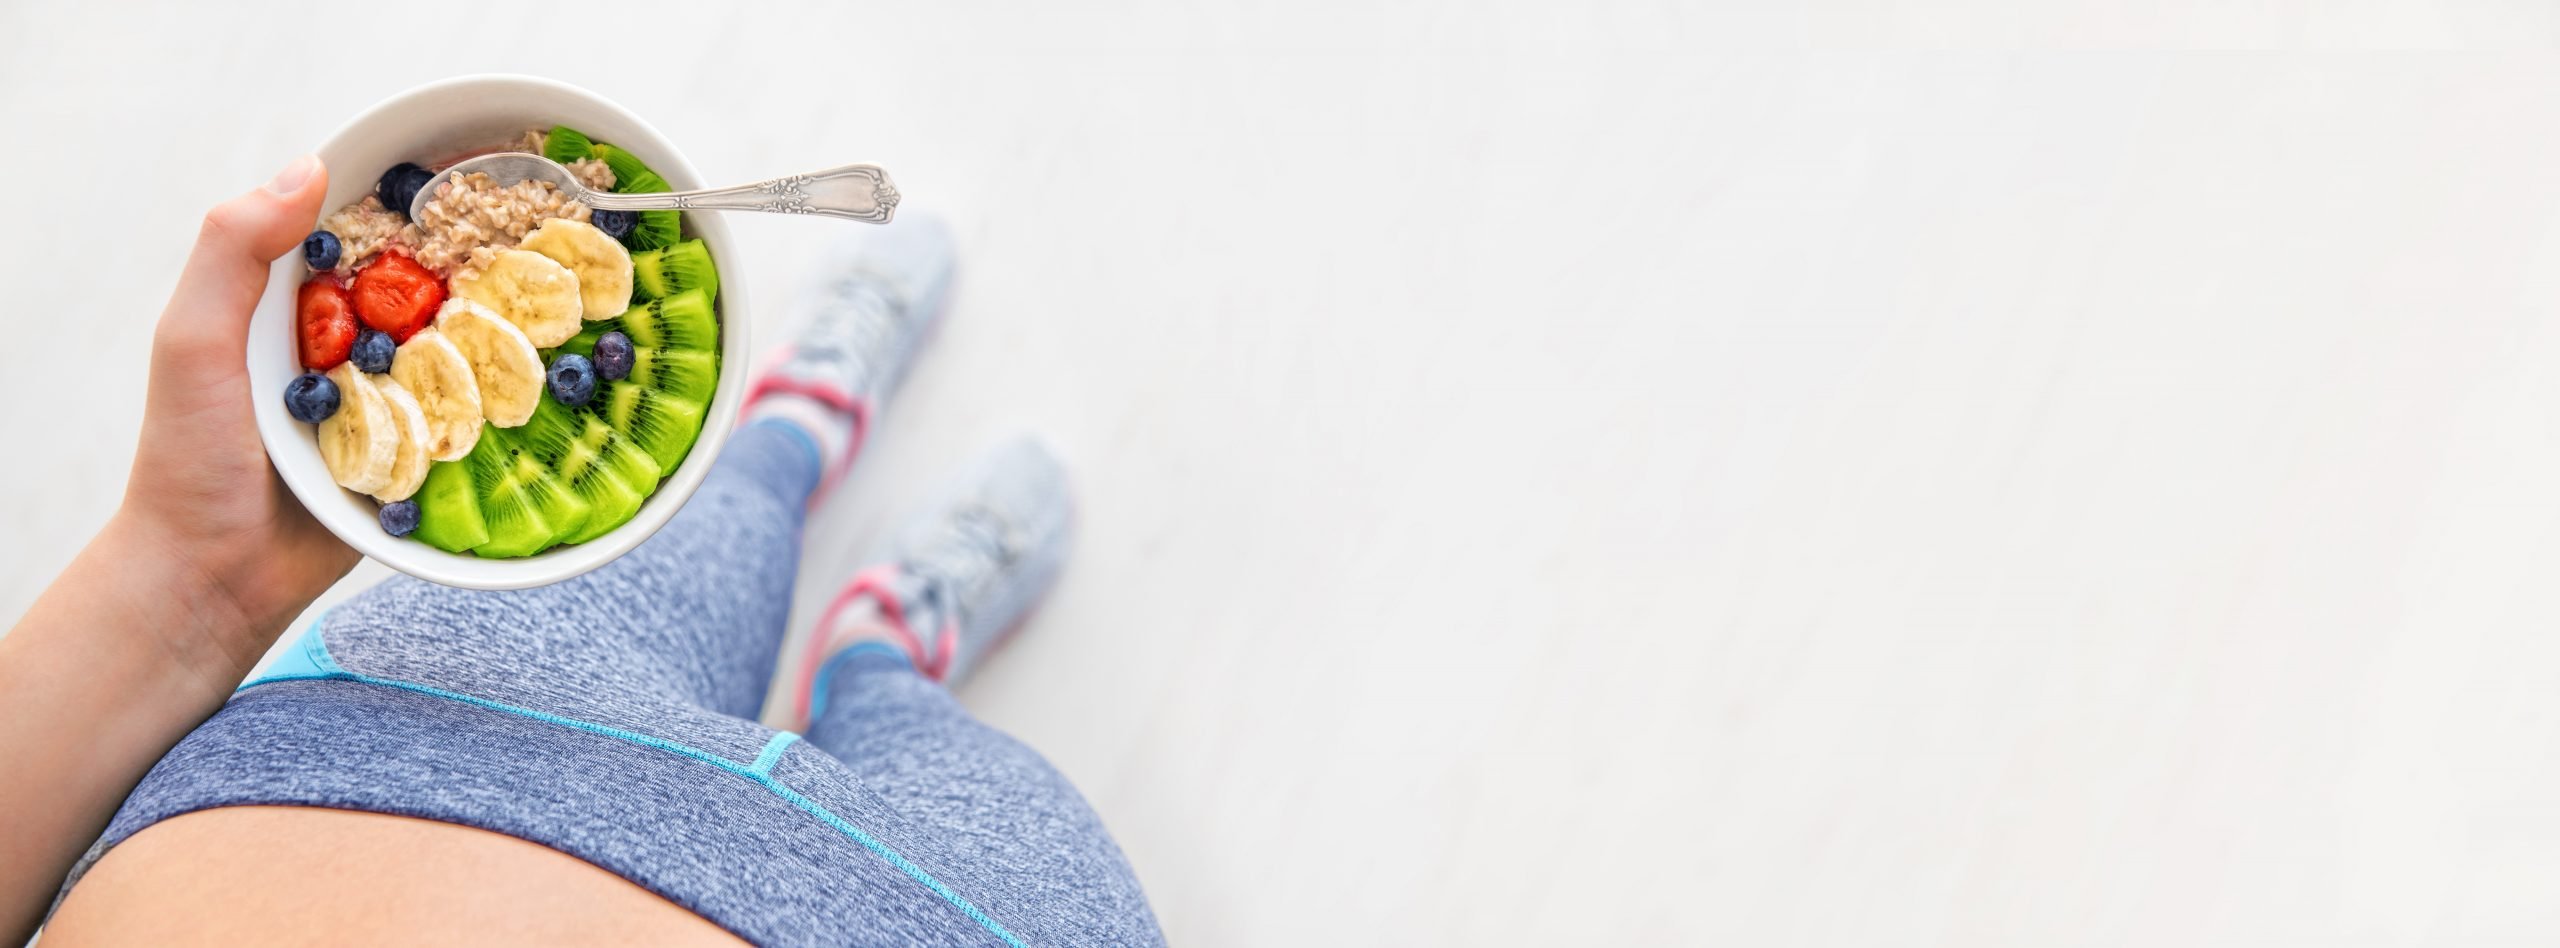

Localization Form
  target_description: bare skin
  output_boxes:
[45,807,745,946]
[0,160,735,943]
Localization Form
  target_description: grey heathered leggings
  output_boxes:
[63,421,1163,947]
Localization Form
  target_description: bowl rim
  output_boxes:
[250,74,748,590]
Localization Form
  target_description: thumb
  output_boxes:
[157,155,332,354]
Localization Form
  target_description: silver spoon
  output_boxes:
[410,153,899,224]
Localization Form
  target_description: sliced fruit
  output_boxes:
[626,346,718,404]
[389,328,484,461]
[555,327,601,359]
[350,252,444,342]
[630,239,718,302]
[368,376,433,503]
[451,249,584,347]
[519,219,633,320]
[296,276,357,370]
[487,426,593,555]
[520,399,661,545]
[316,363,396,495]
[628,288,718,352]
[605,160,680,250]
[410,455,489,552]
[443,427,560,557]
[593,144,656,188]
[541,125,595,164]
[436,299,544,428]
[571,288,717,358]
[603,383,708,472]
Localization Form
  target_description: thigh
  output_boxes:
[798,654,1165,946]
[314,421,816,723]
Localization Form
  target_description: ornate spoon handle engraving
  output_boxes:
[585,164,900,223]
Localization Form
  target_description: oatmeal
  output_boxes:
[567,157,615,192]
[318,196,410,277]
[404,171,594,279]
[512,128,617,191]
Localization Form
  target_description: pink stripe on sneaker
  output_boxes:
[742,353,874,508]
[794,566,939,728]
[744,368,858,415]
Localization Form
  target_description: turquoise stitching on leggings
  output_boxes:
[249,670,1025,948]
[749,732,798,776]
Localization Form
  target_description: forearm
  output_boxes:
[0,513,279,942]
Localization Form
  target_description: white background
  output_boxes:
[8,2,2560,944]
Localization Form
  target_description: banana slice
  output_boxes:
[435,299,545,428]
[368,376,433,503]
[520,218,633,320]
[390,328,484,461]
[451,249,584,347]
[317,363,396,495]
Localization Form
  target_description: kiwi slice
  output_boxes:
[547,127,681,251]
[519,400,662,545]
[561,291,716,358]
[505,437,591,555]
[593,144,655,188]
[629,289,719,352]
[410,458,489,553]
[632,240,719,302]
[542,125,595,164]
[628,347,718,404]
[607,163,682,251]
[554,325,602,359]
[604,384,709,472]
[432,430,554,558]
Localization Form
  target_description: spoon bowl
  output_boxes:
[410,152,584,218]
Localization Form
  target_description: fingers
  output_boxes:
[156,156,331,356]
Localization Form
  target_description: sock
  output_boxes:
[746,394,853,478]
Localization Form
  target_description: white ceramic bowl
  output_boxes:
[249,75,749,589]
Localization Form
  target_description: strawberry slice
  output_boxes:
[296,275,357,370]
[351,252,445,342]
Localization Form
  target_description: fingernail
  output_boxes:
[265,154,319,194]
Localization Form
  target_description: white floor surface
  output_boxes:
[9,3,2560,944]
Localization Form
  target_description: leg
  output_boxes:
[803,649,1161,945]
[67,216,1162,945]
[783,438,1163,944]
[311,418,815,722]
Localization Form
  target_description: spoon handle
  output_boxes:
[585,163,900,223]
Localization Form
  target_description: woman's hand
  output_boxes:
[0,157,353,942]
[113,154,358,671]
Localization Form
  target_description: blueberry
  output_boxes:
[349,329,396,374]
[283,372,340,423]
[376,162,435,216]
[591,209,636,240]
[302,230,342,270]
[548,352,597,407]
[378,500,421,537]
[592,331,634,381]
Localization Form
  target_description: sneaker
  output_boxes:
[792,438,1074,724]
[741,214,955,504]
